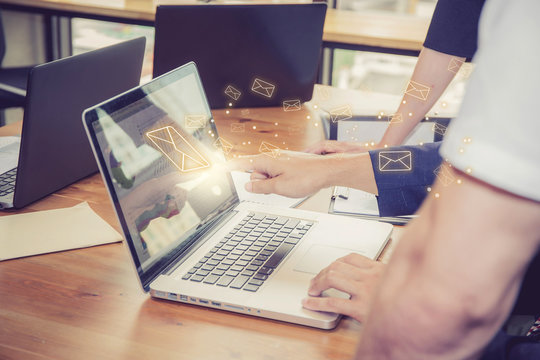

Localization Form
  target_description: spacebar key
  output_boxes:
[264,243,294,268]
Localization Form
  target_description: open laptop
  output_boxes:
[82,62,392,329]
[0,37,146,209]
[153,3,327,108]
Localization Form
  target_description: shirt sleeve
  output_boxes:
[423,0,486,60]
[440,0,540,202]
[369,142,442,217]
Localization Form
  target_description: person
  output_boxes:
[232,0,540,357]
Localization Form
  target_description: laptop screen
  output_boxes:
[84,62,238,289]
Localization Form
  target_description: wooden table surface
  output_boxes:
[0,105,373,360]
[0,0,430,51]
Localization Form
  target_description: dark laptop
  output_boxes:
[153,3,327,108]
[0,37,146,209]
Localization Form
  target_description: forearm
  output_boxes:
[379,47,463,147]
[355,169,540,359]
[323,153,379,195]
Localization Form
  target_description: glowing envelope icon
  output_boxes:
[259,141,280,158]
[224,85,241,101]
[146,126,210,172]
[251,78,276,98]
[213,137,233,155]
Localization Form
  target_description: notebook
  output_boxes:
[82,61,393,329]
[0,37,146,209]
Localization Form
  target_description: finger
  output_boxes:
[308,267,362,297]
[339,253,383,270]
[250,171,269,180]
[303,141,328,154]
[302,296,361,320]
[245,177,280,194]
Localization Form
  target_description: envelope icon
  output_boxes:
[388,113,403,124]
[185,114,206,129]
[378,150,412,172]
[405,80,431,101]
[283,99,301,112]
[213,137,233,155]
[432,122,447,136]
[146,126,210,172]
[330,104,353,123]
[314,85,331,101]
[251,78,275,98]
[230,122,245,133]
[434,164,455,186]
[259,141,280,158]
[224,85,241,101]
[448,57,464,74]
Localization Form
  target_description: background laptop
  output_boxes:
[83,62,392,329]
[153,3,327,108]
[0,37,145,209]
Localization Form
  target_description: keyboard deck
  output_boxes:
[0,168,16,197]
[182,212,314,292]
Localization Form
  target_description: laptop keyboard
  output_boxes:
[182,212,314,292]
[0,168,17,197]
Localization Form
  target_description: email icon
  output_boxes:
[388,113,403,124]
[434,164,455,186]
[378,150,412,172]
[230,123,245,133]
[146,126,210,172]
[259,141,280,158]
[213,137,233,155]
[405,80,431,101]
[185,114,206,129]
[283,99,301,112]
[447,57,464,74]
[251,78,276,98]
[329,104,353,123]
[432,122,447,136]
[224,85,241,101]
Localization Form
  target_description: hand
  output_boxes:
[304,140,371,155]
[227,151,334,198]
[302,254,386,322]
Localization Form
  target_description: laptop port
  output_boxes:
[179,295,188,301]
[211,301,221,307]
[199,299,209,304]
[168,293,177,300]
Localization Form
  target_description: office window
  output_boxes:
[71,19,154,82]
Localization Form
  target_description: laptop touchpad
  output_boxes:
[293,244,360,275]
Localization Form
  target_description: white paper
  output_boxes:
[0,136,20,175]
[333,187,380,216]
[231,171,305,208]
[0,202,122,261]
[337,121,436,146]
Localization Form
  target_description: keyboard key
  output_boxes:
[246,265,259,272]
[182,273,192,280]
[230,265,244,272]
[201,264,215,271]
[264,243,294,268]
[253,273,268,281]
[211,269,225,276]
[243,284,260,292]
[241,270,255,277]
[258,267,273,276]
[230,275,251,289]
[284,237,300,245]
[284,219,300,229]
[217,275,235,287]
[225,270,240,277]
[203,274,220,284]
[251,260,264,267]
[196,269,210,276]
[248,279,264,286]
[190,274,205,282]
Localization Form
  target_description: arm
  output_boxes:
[377,47,463,147]
[355,168,540,359]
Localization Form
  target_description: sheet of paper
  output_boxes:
[0,202,122,261]
[333,187,380,216]
[0,136,20,175]
[230,171,305,208]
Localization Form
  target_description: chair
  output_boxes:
[0,10,34,126]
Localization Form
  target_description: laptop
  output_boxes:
[82,62,392,329]
[153,3,327,109]
[0,37,146,209]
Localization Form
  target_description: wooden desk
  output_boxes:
[0,106,369,360]
[0,0,429,54]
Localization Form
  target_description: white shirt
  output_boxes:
[440,0,540,202]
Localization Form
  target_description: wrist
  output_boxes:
[322,153,378,195]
